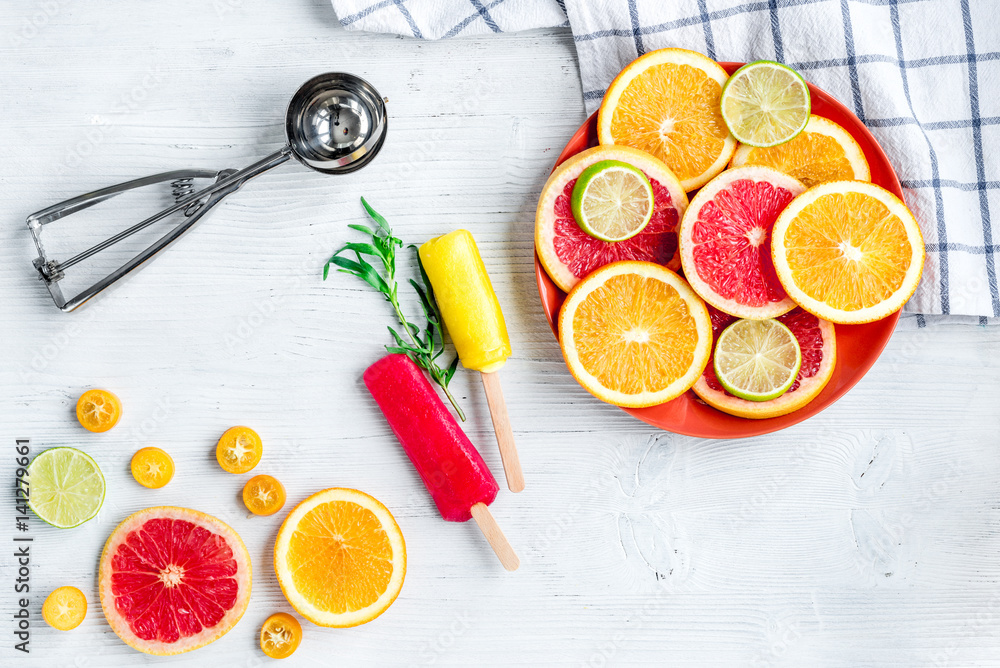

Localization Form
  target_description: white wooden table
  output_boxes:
[2,1,999,665]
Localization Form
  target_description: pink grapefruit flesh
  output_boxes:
[537,145,688,293]
[679,166,805,318]
[693,305,837,419]
[99,507,252,655]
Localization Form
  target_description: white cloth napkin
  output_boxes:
[333,0,567,39]
[330,0,1000,323]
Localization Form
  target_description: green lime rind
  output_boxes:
[721,60,811,148]
[26,447,106,529]
[571,159,654,242]
[714,318,802,402]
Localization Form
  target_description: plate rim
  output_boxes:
[534,60,903,439]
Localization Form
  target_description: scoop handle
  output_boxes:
[470,502,519,571]
[480,371,524,492]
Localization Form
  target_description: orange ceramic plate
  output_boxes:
[535,62,902,439]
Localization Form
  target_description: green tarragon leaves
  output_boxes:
[324,198,465,421]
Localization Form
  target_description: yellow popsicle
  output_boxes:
[419,230,511,374]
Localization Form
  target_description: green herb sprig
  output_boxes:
[324,198,464,421]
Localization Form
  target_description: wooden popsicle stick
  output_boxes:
[470,502,519,571]
[480,371,525,493]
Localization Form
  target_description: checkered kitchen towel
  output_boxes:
[332,0,1000,324]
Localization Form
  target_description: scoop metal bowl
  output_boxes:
[28,72,387,312]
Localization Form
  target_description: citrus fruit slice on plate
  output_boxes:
[693,306,837,419]
[679,165,806,319]
[720,60,810,148]
[538,60,904,437]
[243,474,286,516]
[76,389,122,433]
[536,145,687,293]
[597,48,736,191]
[730,115,870,187]
[714,318,802,401]
[558,261,712,408]
[130,447,174,489]
[571,160,654,241]
[260,612,302,659]
[771,180,925,324]
[99,507,252,655]
[43,586,87,631]
[216,426,262,474]
[27,447,105,528]
[274,488,406,628]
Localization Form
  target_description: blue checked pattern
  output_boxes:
[330,0,1000,321]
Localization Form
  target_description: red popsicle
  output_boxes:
[364,354,519,570]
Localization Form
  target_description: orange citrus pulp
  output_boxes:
[243,474,286,516]
[558,261,712,407]
[260,612,302,659]
[216,426,262,474]
[730,115,870,188]
[274,488,405,628]
[76,389,122,433]
[598,48,736,191]
[772,181,924,323]
[43,586,87,631]
[130,447,174,489]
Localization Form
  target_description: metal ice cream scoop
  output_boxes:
[28,72,388,312]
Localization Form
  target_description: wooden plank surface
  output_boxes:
[2,1,1000,665]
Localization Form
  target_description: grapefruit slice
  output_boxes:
[679,165,806,319]
[99,507,252,655]
[693,306,837,419]
[536,145,688,294]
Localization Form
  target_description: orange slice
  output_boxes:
[771,181,925,324]
[597,48,736,191]
[130,447,174,489]
[558,261,712,407]
[260,612,302,659]
[76,389,122,433]
[43,586,87,631]
[243,474,286,516]
[216,426,262,474]
[730,115,870,188]
[274,488,406,628]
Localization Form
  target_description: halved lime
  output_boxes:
[571,160,654,242]
[721,60,811,148]
[714,318,802,402]
[27,447,105,528]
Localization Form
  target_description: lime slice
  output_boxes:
[27,447,105,528]
[714,318,802,402]
[721,60,811,148]
[571,160,654,242]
